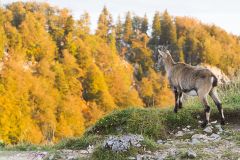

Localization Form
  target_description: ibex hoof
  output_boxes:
[174,108,178,113]
[201,122,208,128]
[221,120,225,125]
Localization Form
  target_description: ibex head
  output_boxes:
[157,46,172,65]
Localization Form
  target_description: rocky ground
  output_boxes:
[0,122,239,160]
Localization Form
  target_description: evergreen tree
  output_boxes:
[96,6,113,39]
[77,12,91,36]
[123,12,133,43]
[141,14,148,34]
[160,10,178,60]
[160,10,177,45]
[115,15,123,40]
[151,11,161,45]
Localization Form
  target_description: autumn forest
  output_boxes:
[0,2,240,144]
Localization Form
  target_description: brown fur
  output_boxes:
[157,49,225,127]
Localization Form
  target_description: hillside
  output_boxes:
[0,1,240,145]
[0,80,240,159]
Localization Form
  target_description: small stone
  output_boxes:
[175,131,184,137]
[215,124,223,132]
[136,154,142,160]
[182,128,190,132]
[128,156,136,160]
[203,126,213,133]
[187,125,191,128]
[87,145,94,153]
[168,148,178,157]
[187,149,197,158]
[192,134,207,140]
[104,134,144,152]
[79,150,88,154]
[209,133,221,141]
[67,156,76,160]
[48,154,54,160]
[157,139,164,144]
[191,138,200,144]
[211,120,217,124]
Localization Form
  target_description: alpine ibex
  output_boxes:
[157,48,225,128]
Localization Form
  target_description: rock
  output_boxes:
[168,148,178,157]
[211,120,217,124]
[157,139,164,144]
[67,155,76,160]
[48,154,54,160]
[215,124,223,132]
[104,134,144,152]
[79,150,88,154]
[136,154,142,160]
[175,131,184,137]
[187,125,191,128]
[154,151,168,160]
[203,126,213,133]
[192,134,208,140]
[142,154,155,160]
[191,134,209,143]
[187,149,197,158]
[191,138,201,144]
[128,156,136,160]
[182,128,190,132]
[87,145,94,153]
[209,133,221,141]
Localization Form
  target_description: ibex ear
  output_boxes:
[158,49,163,57]
[158,49,167,58]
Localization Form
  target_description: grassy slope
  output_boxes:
[1,81,240,160]
[58,81,240,159]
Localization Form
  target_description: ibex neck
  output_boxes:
[164,57,175,75]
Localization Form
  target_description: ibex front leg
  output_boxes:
[174,89,179,113]
[178,92,183,109]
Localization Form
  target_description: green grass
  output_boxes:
[55,134,104,150]
[86,108,199,140]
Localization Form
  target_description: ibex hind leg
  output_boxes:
[198,87,212,128]
[209,88,225,125]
